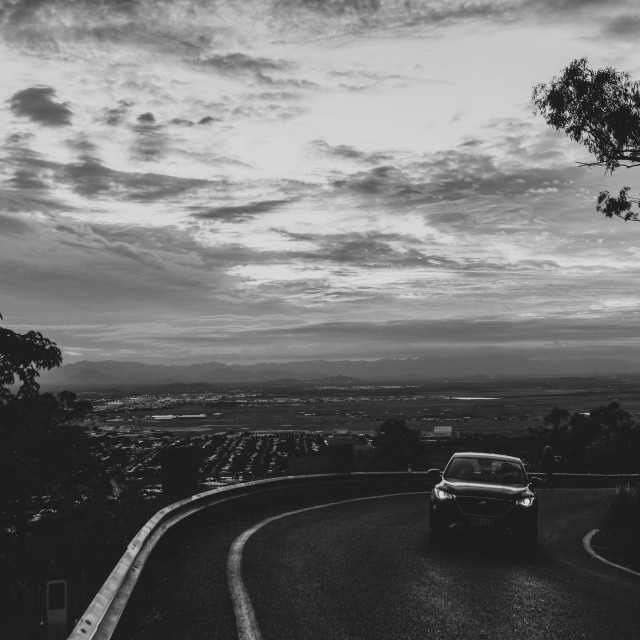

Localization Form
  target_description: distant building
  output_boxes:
[433,426,453,438]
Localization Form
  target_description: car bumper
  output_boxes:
[430,501,537,537]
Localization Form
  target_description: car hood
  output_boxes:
[439,479,529,499]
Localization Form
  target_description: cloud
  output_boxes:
[325,122,583,210]
[529,0,622,14]
[9,86,73,126]
[170,118,194,126]
[0,139,73,211]
[191,199,296,221]
[1,0,135,25]
[276,230,466,269]
[66,135,100,160]
[0,215,243,328]
[239,313,640,352]
[129,311,640,364]
[524,0,640,39]
[273,0,509,29]
[332,165,401,195]
[229,101,306,120]
[136,111,156,123]
[56,160,209,200]
[130,120,167,162]
[8,169,50,190]
[326,68,428,92]
[1,0,636,50]
[202,52,317,98]
[283,0,382,15]
[104,101,133,126]
[0,213,32,235]
[528,187,558,194]
[600,13,640,37]
[254,73,318,89]
[2,135,210,203]
[202,52,293,75]
[248,226,563,275]
[2,0,640,368]
[310,139,393,163]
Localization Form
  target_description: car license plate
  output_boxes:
[470,516,494,527]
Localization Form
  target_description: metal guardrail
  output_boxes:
[67,471,640,640]
[528,472,640,488]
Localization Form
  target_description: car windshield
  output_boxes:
[444,456,526,485]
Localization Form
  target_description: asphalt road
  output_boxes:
[116,489,640,640]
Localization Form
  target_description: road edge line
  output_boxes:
[226,491,428,640]
[583,529,640,578]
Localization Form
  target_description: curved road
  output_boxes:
[117,489,640,640]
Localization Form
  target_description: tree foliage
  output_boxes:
[372,419,428,471]
[0,319,120,637]
[533,57,640,221]
[0,319,104,531]
[0,325,62,398]
[529,402,640,472]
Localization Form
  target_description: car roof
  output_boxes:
[449,452,523,463]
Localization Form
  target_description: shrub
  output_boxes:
[602,484,640,567]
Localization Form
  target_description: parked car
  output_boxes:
[428,452,541,549]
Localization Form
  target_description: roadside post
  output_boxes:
[46,579,67,640]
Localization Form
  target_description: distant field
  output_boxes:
[93,376,640,436]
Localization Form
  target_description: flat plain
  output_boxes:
[91,375,640,437]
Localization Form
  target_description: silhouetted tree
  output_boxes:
[545,406,570,429]
[533,58,640,221]
[371,419,427,471]
[576,402,640,472]
[160,448,201,498]
[0,323,62,398]
[530,402,640,472]
[528,406,572,464]
[0,318,111,638]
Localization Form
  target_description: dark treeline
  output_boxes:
[1,322,168,639]
[528,402,640,473]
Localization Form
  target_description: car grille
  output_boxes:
[456,497,512,517]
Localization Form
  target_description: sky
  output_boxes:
[2,0,640,369]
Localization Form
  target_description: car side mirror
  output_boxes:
[426,468,442,481]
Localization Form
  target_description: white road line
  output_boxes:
[583,529,640,578]
[226,491,427,640]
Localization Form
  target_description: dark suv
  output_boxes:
[428,452,540,549]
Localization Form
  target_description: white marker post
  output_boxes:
[46,579,67,640]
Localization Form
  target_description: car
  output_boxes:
[428,452,541,550]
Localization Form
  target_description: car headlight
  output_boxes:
[515,496,535,507]
[434,487,454,501]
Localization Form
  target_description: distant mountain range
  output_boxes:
[37,352,640,391]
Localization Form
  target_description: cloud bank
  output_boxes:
[1,0,640,368]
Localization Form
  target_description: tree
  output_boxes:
[371,419,427,471]
[0,319,115,638]
[533,58,640,221]
[528,406,571,464]
[0,322,62,398]
[577,402,640,473]
[0,319,105,532]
